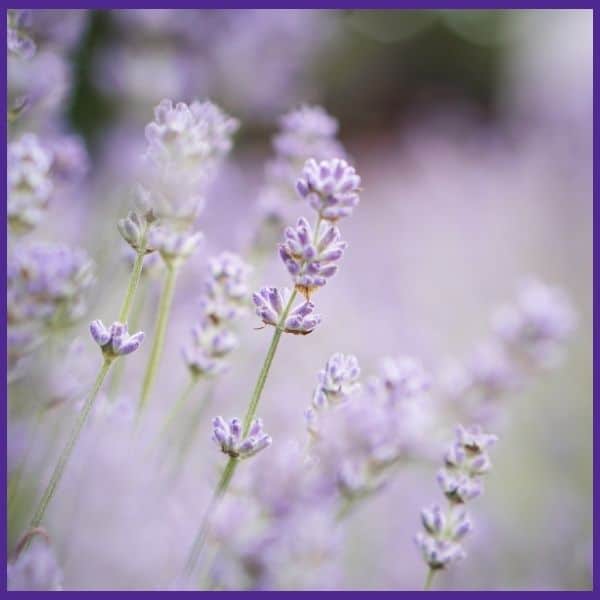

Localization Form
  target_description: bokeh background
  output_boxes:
[7,9,593,590]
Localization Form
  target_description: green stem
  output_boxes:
[138,264,179,418]
[108,281,147,401]
[182,290,297,579]
[118,242,147,324]
[26,359,113,539]
[183,457,238,578]
[159,375,199,440]
[424,568,436,591]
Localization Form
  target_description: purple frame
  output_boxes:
[1,4,597,595]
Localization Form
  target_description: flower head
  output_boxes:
[279,217,347,297]
[8,243,95,326]
[148,226,203,265]
[212,417,272,460]
[90,320,145,359]
[8,134,53,233]
[7,10,36,60]
[252,286,321,335]
[296,158,361,221]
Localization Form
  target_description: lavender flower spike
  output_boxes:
[212,416,272,460]
[252,286,321,335]
[90,320,145,359]
[296,158,361,221]
[279,217,347,298]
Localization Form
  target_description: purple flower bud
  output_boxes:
[89,320,111,347]
[89,320,145,359]
[211,416,272,460]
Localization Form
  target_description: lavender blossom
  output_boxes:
[7,538,63,591]
[252,286,321,335]
[296,158,361,221]
[375,355,430,404]
[279,217,347,297]
[7,10,36,60]
[416,425,498,574]
[7,243,95,327]
[212,417,272,460]
[492,279,577,369]
[8,134,54,233]
[89,320,145,359]
[182,320,238,377]
[148,226,203,265]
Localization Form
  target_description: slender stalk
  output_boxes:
[26,359,113,539]
[423,568,436,591]
[183,457,237,578]
[118,246,146,323]
[182,290,297,578]
[159,374,199,439]
[138,264,179,418]
[108,280,148,401]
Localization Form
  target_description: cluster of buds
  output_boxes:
[252,287,321,335]
[119,99,238,268]
[279,217,347,298]
[305,353,361,436]
[182,252,251,378]
[212,417,272,460]
[89,320,145,359]
[308,354,431,501]
[7,242,95,327]
[253,157,361,336]
[440,279,576,424]
[415,425,497,571]
[8,134,54,234]
[257,105,346,219]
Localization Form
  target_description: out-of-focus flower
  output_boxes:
[252,286,321,335]
[46,132,89,182]
[7,537,63,591]
[212,417,272,460]
[8,134,54,233]
[296,158,361,222]
[375,355,430,404]
[200,252,252,323]
[8,242,95,327]
[279,217,347,298]
[148,226,203,265]
[89,320,145,358]
[7,10,36,59]
[492,279,577,369]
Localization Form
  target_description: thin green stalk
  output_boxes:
[183,457,237,578]
[424,568,436,591]
[182,290,297,579]
[108,280,148,401]
[118,241,147,323]
[159,374,199,440]
[138,264,179,418]
[26,358,113,540]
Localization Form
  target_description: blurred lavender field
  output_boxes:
[6,9,592,591]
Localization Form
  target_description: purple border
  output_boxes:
[2,4,597,595]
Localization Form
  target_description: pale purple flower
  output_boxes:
[296,158,361,221]
[279,217,347,297]
[90,320,145,358]
[148,226,203,264]
[376,355,430,404]
[8,133,54,233]
[212,417,272,459]
[7,10,36,60]
[492,279,577,368]
[182,321,238,377]
[414,533,466,571]
[7,538,63,591]
[7,242,95,326]
[252,286,321,335]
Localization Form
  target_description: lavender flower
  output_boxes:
[296,158,361,221]
[89,320,145,359]
[201,252,252,323]
[252,286,321,335]
[7,538,63,591]
[212,417,272,460]
[148,226,203,265]
[8,243,95,326]
[8,134,54,233]
[182,320,238,377]
[7,10,36,60]
[279,217,347,297]
[492,279,577,369]
[375,355,430,404]
[416,425,498,574]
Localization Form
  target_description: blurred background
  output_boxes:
[7,9,593,590]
